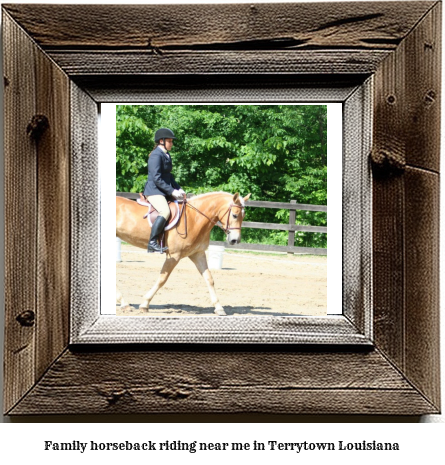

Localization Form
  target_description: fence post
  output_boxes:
[288,200,296,255]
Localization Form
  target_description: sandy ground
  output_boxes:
[116,244,327,317]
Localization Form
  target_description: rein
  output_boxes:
[176,197,243,239]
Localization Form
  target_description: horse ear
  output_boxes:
[233,193,240,203]
[243,193,251,202]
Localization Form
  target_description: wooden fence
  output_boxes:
[116,193,327,255]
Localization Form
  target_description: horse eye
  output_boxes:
[232,214,238,219]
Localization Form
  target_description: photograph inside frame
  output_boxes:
[102,103,342,317]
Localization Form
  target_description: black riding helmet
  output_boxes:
[155,128,176,144]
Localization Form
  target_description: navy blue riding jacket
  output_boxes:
[143,146,181,197]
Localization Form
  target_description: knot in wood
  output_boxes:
[27,114,49,140]
[154,386,191,400]
[16,310,35,327]
[96,386,130,406]
[370,148,405,177]
[105,390,127,405]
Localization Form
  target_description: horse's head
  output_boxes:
[224,193,251,245]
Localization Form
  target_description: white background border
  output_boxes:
[104,103,342,315]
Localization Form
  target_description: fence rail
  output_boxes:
[116,192,327,255]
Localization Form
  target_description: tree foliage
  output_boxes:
[116,105,327,248]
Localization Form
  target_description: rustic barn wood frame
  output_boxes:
[2,2,441,415]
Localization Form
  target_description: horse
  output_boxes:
[116,191,251,316]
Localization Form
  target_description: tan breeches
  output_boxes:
[146,195,170,221]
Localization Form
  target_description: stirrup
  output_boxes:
[147,240,168,254]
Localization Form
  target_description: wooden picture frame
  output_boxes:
[2,2,441,415]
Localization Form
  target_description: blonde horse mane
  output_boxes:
[189,191,246,206]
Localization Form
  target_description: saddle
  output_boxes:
[137,193,181,231]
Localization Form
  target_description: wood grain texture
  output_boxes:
[2,2,441,416]
[34,34,71,382]
[3,11,72,412]
[70,83,99,338]
[372,13,407,370]
[404,168,440,408]
[3,12,38,414]
[46,50,390,76]
[8,349,437,415]
[75,315,367,346]
[342,80,373,336]
[404,2,441,172]
[372,2,441,411]
[77,75,362,103]
[2,2,435,49]
[372,1,441,172]
[372,174,405,367]
[3,1,434,81]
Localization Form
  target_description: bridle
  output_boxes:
[218,202,244,233]
[176,198,244,238]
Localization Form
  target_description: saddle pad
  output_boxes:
[139,198,180,231]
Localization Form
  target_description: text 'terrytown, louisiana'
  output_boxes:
[43,440,400,453]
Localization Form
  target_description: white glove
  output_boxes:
[178,188,186,197]
[172,189,184,200]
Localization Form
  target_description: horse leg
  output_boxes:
[189,252,226,316]
[116,287,134,311]
[139,256,179,311]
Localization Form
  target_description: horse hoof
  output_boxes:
[214,307,226,316]
[118,305,135,313]
[139,306,149,313]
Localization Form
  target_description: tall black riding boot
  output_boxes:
[147,216,169,253]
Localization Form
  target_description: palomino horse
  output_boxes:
[116,191,251,316]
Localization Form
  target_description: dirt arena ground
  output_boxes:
[116,244,327,317]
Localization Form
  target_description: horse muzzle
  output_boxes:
[227,231,241,245]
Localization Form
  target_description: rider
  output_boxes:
[144,128,185,253]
